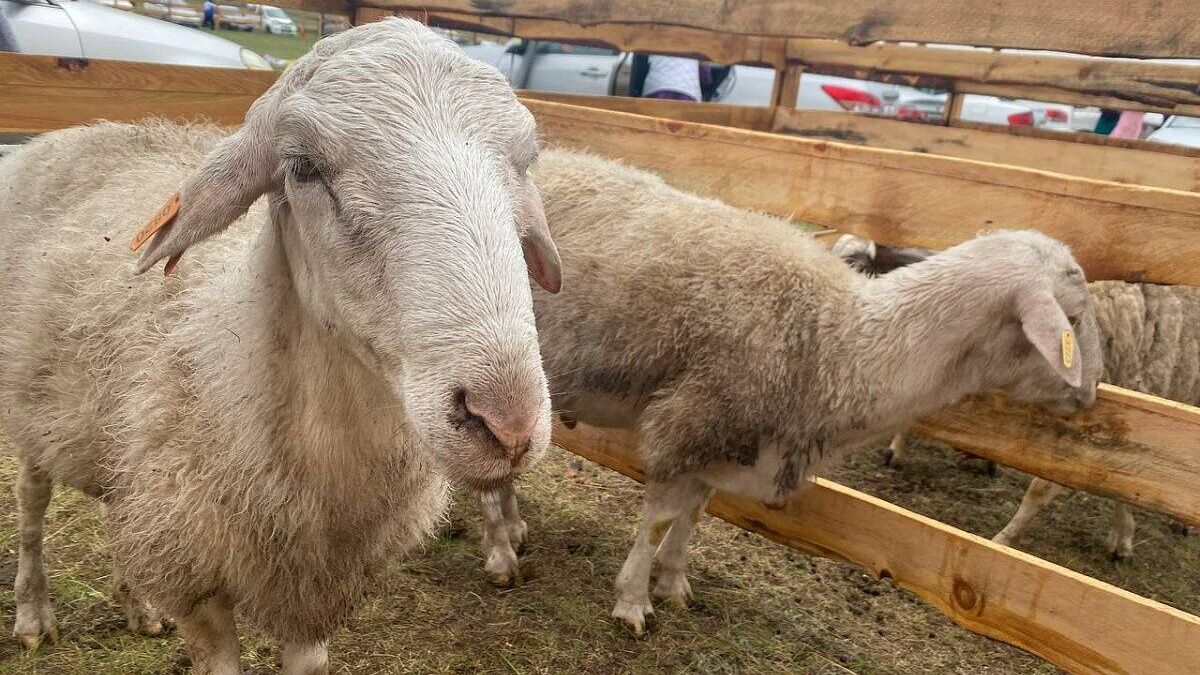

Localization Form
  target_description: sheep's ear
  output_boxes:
[130,125,278,275]
[520,183,562,294]
[1016,288,1082,388]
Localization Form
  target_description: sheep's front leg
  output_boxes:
[1106,502,1136,561]
[994,478,1064,546]
[177,595,240,675]
[652,485,714,608]
[612,475,709,635]
[282,641,329,675]
[478,485,525,587]
[13,458,57,649]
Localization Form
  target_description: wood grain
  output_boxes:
[553,421,1200,675]
[787,39,1200,117]
[350,0,1200,58]
[518,91,774,130]
[914,384,1200,529]
[772,109,1200,192]
[525,98,1200,286]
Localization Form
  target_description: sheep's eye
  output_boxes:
[288,155,322,183]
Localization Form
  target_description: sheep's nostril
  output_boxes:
[463,392,536,455]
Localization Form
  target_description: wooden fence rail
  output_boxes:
[526,98,1200,286]
[354,0,1200,58]
[554,422,1200,675]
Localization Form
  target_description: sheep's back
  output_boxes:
[0,122,255,489]
[532,149,862,475]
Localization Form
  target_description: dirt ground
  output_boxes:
[0,431,1196,674]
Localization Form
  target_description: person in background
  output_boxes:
[1108,110,1147,139]
[640,54,703,102]
[202,0,216,30]
[1093,108,1121,135]
[0,9,20,52]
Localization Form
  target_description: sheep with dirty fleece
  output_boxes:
[476,149,1103,634]
[835,234,1200,559]
[0,18,561,673]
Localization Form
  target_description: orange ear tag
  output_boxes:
[1061,330,1075,369]
[130,192,183,276]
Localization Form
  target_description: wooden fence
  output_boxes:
[2,1,1200,671]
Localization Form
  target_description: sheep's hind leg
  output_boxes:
[883,432,907,467]
[993,477,1063,546]
[613,475,709,635]
[652,484,714,609]
[479,486,523,587]
[282,640,328,675]
[13,458,57,649]
[176,595,240,675]
[1106,502,1136,561]
[113,575,173,637]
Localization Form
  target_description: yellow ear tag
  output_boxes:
[1061,330,1075,369]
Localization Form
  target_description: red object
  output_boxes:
[1007,110,1036,126]
[1045,108,1069,122]
[897,106,927,121]
[821,84,882,112]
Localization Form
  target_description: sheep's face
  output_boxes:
[280,23,556,489]
[960,232,1103,415]
[135,19,556,489]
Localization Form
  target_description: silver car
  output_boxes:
[3,0,270,69]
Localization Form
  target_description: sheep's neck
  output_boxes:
[226,212,414,503]
[834,270,1000,437]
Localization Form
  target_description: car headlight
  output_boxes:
[240,48,272,71]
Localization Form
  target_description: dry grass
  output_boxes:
[0,431,1196,674]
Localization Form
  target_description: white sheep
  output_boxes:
[0,18,562,673]
[476,149,1103,633]
[833,234,1200,559]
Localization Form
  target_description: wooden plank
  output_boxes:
[553,421,1200,675]
[0,85,262,134]
[356,7,786,65]
[0,53,277,95]
[357,0,1200,58]
[771,108,1200,192]
[787,39,1200,116]
[914,384,1200,529]
[525,98,1200,286]
[0,54,277,134]
[518,91,774,130]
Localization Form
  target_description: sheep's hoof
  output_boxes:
[1169,521,1195,537]
[652,573,692,609]
[484,552,523,588]
[13,602,58,649]
[991,532,1015,547]
[882,449,897,467]
[612,598,655,636]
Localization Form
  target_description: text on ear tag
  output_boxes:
[130,192,180,253]
[1061,330,1075,369]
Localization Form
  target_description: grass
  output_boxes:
[208,28,319,63]
[0,431,1197,673]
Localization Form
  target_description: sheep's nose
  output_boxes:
[464,394,536,463]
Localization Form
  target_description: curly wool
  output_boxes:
[0,121,447,643]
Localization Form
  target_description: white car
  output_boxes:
[3,0,271,69]
[1148,116,1200,148]
[247,3,295,34]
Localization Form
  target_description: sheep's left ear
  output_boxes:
[519,183,562,294]
[130,124,279,275]
[1016,287,1082,387]
[130,41,325,275]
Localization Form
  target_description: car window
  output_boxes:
[1170,116,1200,128]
